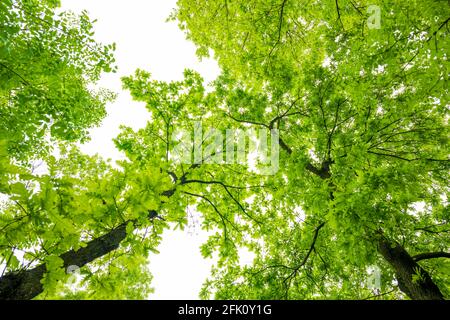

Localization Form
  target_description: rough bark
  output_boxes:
[303,157,445,300]
[378,238,444,300]
[0,175,180,299]
[0,222,128,300]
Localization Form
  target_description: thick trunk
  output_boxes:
[378,238,444,300]
[0,222,127,300]
[0,178,177,300]
[304,159,445,300]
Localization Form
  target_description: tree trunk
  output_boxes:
[305,159,445,300]
[0,222,127,300]
[0,176,178,300]
[378,238,444,300]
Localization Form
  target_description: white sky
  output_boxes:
[60,0,221,299]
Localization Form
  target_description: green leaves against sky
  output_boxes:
[0,0,448,300]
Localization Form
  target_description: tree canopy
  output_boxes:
[0,0,449,300]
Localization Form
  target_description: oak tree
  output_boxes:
[0,0,449,300]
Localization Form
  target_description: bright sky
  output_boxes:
[60,0,221,299]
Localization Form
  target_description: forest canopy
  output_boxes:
[0,0,449,300]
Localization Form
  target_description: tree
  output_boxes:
[171,0,450,299]
[0,0,116,161]
[0,147,158,299]
[0,0,136,299]
[0,0,449,300]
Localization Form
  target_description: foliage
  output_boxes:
[0,0,116,160]
[0,0,449,300]
[170,0,450,299]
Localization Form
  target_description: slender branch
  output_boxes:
[349,0,363,15]
[284,222,326,282]
[0,62,31,86]
[427,16,450,42]
[268,0,288,57]
[414,223,449,235]
[368,151,449,163]
[182,179,262,224]
[363,289,396,300]
[268,97,305,129]
[413,252,450,262]
[167,171,178,182]
[335,0,344,29]
[181,179,265,190]
[226,113,269,128]
[182,191,239,235]
[327,99,346,160]
[295,222,326,269]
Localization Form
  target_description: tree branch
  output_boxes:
[284,222,326,282]
[335,0,344,30]
[0,186,175,300]
[268,0,288,58]
[378,238,444,300]
[413,252,450,262]
[427,16,450,42]
[182,179,262,224]
[0,62,31,86]
[226,113,269,128]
